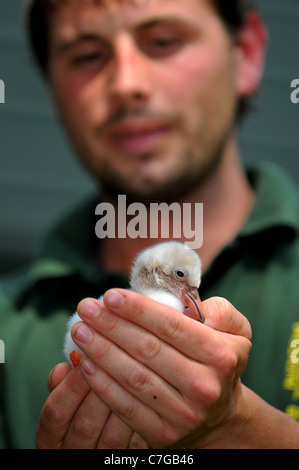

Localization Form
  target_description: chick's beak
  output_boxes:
[181,287,205,323]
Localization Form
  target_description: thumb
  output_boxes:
[202,296,252,340]
[48,362,72,392]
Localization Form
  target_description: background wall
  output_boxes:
[0,0,298,271]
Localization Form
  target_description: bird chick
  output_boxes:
[129,241,204,321]
[64,241,204,366]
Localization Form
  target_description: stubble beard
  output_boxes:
[98,134,228,206]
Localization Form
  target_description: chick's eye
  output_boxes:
[176,270,185,278]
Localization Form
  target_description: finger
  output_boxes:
[77,294,213,361]
[78,359,176,448]
[73,323,194,422]
[63,391,111,449]
[201,297,252,373]
[36,366,90,449]
[77,293,247,370]
[76,293,251,408]
[73,306,216,399]
[202,297,252,340]
[74,294,252,448]
[48,362,72,392]
[129,432,150,449]
[103,289,252,345]
[97,412,134,449]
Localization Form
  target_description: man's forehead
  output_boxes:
[48,0,210,43]
[48,0,178,22]
[47,0,177,10]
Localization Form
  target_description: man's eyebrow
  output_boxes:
[139,18,183,27]
[52,33,105,55]
[136,16,199,32]
[132,16,201,41]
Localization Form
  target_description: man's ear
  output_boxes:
[235,11,268,97]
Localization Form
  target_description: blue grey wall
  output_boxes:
[0,0,299,271]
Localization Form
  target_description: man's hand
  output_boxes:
[37,293,299,448]
[36,357,149,449]
[70,291,252,448]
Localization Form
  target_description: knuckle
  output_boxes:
[177,404,199,430]
[96,377,113,399]
[130,293,147,320]
[217,347,239,376]
[157,422,182,448]
[126,364,151,392]
[136,334,161,361]
[101,428,130,449]
[243,335,253,354]
[129,433,149,449]
[71,413,96,442]
[98,308,119,333]
[243,336,253,356]
[187,373,222,409]
[68,375,87,396]
[42,397,67,427]
[187,376,203,398]
[115,398,137,421]
[101,434,121,449]
[36,401,67,448]
[94,338,113,362]
[201,380,222,408]
[160,312,181,341]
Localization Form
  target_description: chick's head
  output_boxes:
[130,241,202,297]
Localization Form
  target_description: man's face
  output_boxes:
[48,0,241,201]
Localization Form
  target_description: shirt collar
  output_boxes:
[200,161,299,289]
[239,161,299,238]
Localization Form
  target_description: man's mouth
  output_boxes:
[105,121,171,154]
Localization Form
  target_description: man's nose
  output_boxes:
[109,35,151,107]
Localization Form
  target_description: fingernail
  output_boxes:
[79,299,100,318]
[75,324,93,343]
[105,290,125,309]
[80,358,96,375]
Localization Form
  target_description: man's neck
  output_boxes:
[98,137,255,276]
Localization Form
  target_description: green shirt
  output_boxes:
[1,161,299,448]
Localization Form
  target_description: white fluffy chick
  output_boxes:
[64,241,204,366]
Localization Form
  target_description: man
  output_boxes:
[1,0,299,448]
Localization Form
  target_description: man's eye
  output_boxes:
[72,51,109,67]
[141,36,183,57]
[152,36,181,48]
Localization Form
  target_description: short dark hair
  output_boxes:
[25,0,258,119]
